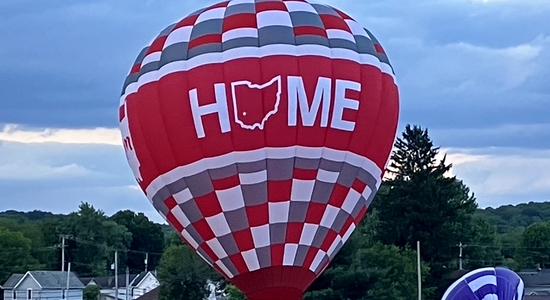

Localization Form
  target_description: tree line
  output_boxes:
[1,124,550,300]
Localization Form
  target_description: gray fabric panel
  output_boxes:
[319,159,342,172]
[332,210,349,233]
[186,224,205,245]
[166,177,188,195]
[258,26,296,46]
[336,164,358,187]
[179,201,203,223]
[366,189,377,206]
[159,42,189,67]
[218,234,240,256]
[209,164,238,180]
[311,181,334,204]
[225,3,255,16]
[188,43,223,58]
[351,197,367,219]
[197,247,215,264]
[311,4,339,16]
[289,12,324,27]
[315,255,330,274]
[288,201,308,222]
[191,19,223,39]
[238,160,266,173]
[122,73,140,94]
[294,157,319,170]
[295,35,329,46]
[159,23,176,36]
[133,47,149,65]
[354,35,377,55]
[152,196,169,217]
[329,241,343,259]
[241,182,268,205]
[328,38,358,51]
[139,61,160,75]
[365,28,392,66]
[356,169,377,190]
[266,158,294,180]
[312,226,329,248]
[185,171,214,197]
[293,245,309,266]
[220,257,239,276]
[225,208,250,231]
[152,188,171,210]
[222,37,259,51]
[270,223,287,244]
[256,246,271,268]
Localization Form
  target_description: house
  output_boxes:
[135,286,159,300]
[519,269,550,299]
[2,271,84,300]
[82,271,160,300]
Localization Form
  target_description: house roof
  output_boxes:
[27,271,85,289]
[136,286,160,300]
[90,273,141,288]
[519,270,550,287]
[525,295,550,300]
[2,274,24,288]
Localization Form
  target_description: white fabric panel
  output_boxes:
[206,238,228,258]
[222,28,259,42]
[342,190,361,214]
[468,275,497,292]
[284,1,317,13]
[164,26,193,48]
[317,169,340,183]
[256,11,293,28]
[299,223,319,245]
[309,250,326,272]
[326,29,356,42]
[283,244,299,266]
[181,229,199,249]
[251,225,270,248]
[141,52,162,66]
[217,186,245,211]
[196,7,227,24]
[239,170,267,185]
[291,179,316,201]
[269,202,290,223]
[206,213,232,236]
[241,249,261,271]
[228,0,255,5]
[173,188,193,204]
[341,223,356,243]
[320,205,340,228]
[171,206,191,227]
[345,20,370,38]
[215,260,234,278]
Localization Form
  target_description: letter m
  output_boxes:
[287,76,331,127]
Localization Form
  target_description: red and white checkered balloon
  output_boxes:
[119,0,399,299]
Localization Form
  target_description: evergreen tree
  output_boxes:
[372,124,477,297]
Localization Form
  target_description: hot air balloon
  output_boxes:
[442,267,525,300]
[119,0,399,299]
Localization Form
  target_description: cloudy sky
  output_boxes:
[0,0,548,224]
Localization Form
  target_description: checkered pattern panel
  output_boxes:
[121,0,392,94]
[153,157,377,279]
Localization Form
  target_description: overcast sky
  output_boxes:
[0,0,548,224]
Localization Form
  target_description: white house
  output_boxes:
[2,271,84,300]
[83,271,159,300]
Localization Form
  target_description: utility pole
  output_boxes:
[59,235,71,272]
[66,262,71,299]
[115,251,119,300]
[126,267,130,300]
[417,241,422,300]
[145,253,149,272]
[458,242,467,270]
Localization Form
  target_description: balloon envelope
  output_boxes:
[442,267,524,300]
[119,0,399,299]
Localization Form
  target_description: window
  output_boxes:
[27,289,32,300]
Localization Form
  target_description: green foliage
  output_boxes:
[0,228,42,283]
[83,285,100,300]
[157,244,219,300]
[520,221,550,268]
[111,210,165,273]
[475,202,550,234]
[225,284,246,300]
[371,125,479,298]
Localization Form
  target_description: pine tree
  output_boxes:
[372,124,477,297]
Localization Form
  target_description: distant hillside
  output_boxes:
[475,201,550,234]
[0,210,59,221]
